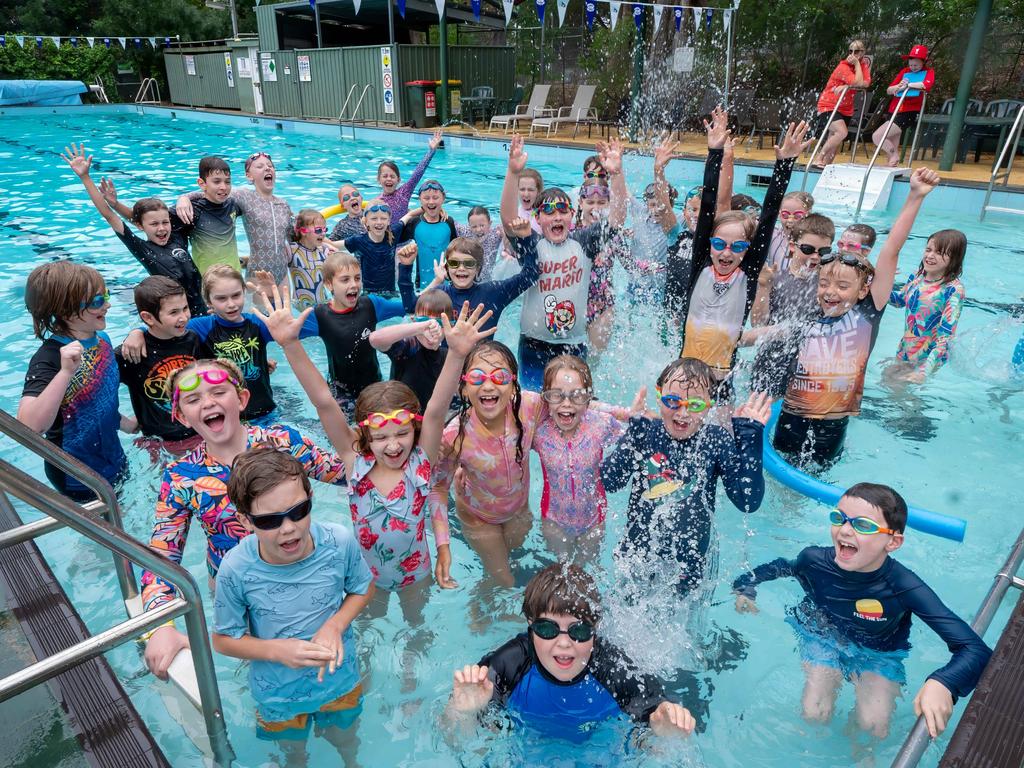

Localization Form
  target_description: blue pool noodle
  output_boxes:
[762,404,966,542]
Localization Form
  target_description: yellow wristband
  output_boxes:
[140,620,175,643]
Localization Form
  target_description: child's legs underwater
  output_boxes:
[541,518,604,563]
[851,671,901,738]
[773,411,849,466]
[802,663,844,723]
[456,502,532,588]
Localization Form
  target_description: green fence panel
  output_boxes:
[164,50,240,109]
[294,48,346,120]
[256,5,280,51]
[395,45,514,121]
[259,50,301,117]
[341,45,396,124]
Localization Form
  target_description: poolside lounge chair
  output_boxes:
[489,84,552,133]
[529,85,599,138]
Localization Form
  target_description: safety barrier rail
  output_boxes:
[854,89,925,218]
[0,409,234,766]
[134,77,161,104]
[801,85,850,192]
[980,107,1024,221]
[890,525,1024,768]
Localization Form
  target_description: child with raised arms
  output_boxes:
[213,445,373,758]
[457,206,506,280]
[768,191,815,271]
[444,563,696,741]
[733,482,991,739]
[287,208,332,309]
[18,261,133,500]
[140,357,348,680]
[886,229,967,384]
[772,168,940,465]
[601,358,771,598]
[375,129,444,219]
[61,143,207,317]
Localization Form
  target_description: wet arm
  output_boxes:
[490,234,541,306]
[731,557,796,599]
[744,157,797,292]
[871,184,930,310]
[920,284,964,375]
[140,471,193,612]
[720,418,766,513]
[369,321,430,352]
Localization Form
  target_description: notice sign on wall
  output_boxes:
[260,53,277,82]
[297,55,311,82]
[424,90,436,117]
[238,56,252,79]
[184,55,196,76]
[224,52,235,88]
[380,46,394,115]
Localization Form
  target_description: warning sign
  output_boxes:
[424,90,436,117]
[380,46,395,115]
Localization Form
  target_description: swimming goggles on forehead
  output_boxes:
[174,369,242,396]
[535,200,574,216]
[364,204,390,215]
[541,388,593,405]
[418,181,445,194]
[819,252,870,269]
[247,498,312,531]
[742,205,761,216]
[358,409,423,429]
[829,508,896,536]
[461,368,515,386]
[80,291,110,311]
[247,151,272,163]
[685,185,703,201]
[657,394,714,412]
[709,237,750,254]
[579,184,610,200]
[530,618,595,643]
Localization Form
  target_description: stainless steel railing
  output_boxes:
[134,77,161,104]
[0,410,234,766]
[854,88,914,218]
[890,525,1024,768]
[980,107,1024,221]
[801,85,851,192]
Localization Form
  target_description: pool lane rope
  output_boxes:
[763,403,967,542]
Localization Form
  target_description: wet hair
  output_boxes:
[820,258,875,287]
[362,197,396,244]
[165,357,247,417]
[922,229,967,283]
[227,443,311,519]
[131,197,170,226]
[289,208,326,243]
[337,183,361,206]
[25,260,106,339]
[468,205,491,222]
[353,380,422,456]
[843,223,877,248]
[321,250,361,283]
[201,264,245,303]
[134,276,186,320]
[542,354,594,393]
[377,160,400,181]
[781,191,814,210]
[536,187,573,210]
[644,182,679,204]
[841,482,907,533]
[445,237,483,262]
[522,563,601,625]
[198,156,230,180]
[712,210,756,240]
[730,193,760,212]
[414,289,453,319]
[452,340,524,466]
[656,357,714,394]
[582,155,604,174]
[791,213,836,243]
[518,168,544,197]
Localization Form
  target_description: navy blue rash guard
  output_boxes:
[732,546,993,699]
[481,633,669,741]
[402,234,541,335]
[601,417,765,594]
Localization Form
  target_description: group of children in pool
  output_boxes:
[13,112,989,759]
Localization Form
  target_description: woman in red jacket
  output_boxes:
[812,39,871,168]
[872,44,936,167]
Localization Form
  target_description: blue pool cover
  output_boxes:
[0,80,86,106]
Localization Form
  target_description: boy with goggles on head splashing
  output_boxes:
[732,482,991,741]
[601,357,771,599]
[444,563,696,742]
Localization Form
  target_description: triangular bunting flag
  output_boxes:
[309,0,316,8]
[149,37,157,48]
[502,0,514,24]
[723,9,731,35]
[691,7,700,33]
[133,37,142,48]
[556,0,569,26]
[50,36,61,48]
[585,0,596,30]
[86,37,95,47]
[70,37,78,47]
[14,35,25,47]
[704,9,712,30]
[164,37,171,47]
[353,0,361,14]
[434,0,444,19]
[398,0,406,18]
[36,36,43,49]
[609,0,621,29]
[632,3,642,31]
[674,6,682,31]
[103,38,111,48]
[652,4,663,31]
[471,0,480,19]
[0,36,5,47]
[117,37,127,48]
[535,0,545,24]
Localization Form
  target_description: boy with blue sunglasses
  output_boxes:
[732,482,991,740]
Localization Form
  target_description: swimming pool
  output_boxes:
[0,105,1022,767]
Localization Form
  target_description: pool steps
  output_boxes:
[812,163,909,211]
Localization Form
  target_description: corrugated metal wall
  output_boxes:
[164,50,241,110]
[256,5,280,51]
[395,45,514,119]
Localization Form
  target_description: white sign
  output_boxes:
[673,46,695,73]
[260,53,277,82]
[184,55,196,76]
[238,56,252,79]
[380,46,395,115]
[297,55,311,82]
[224,52,235,88]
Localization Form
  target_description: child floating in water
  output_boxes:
[733,482,992,739]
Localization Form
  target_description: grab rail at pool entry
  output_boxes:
[762,404,967,542]
[890,525,1024,768]
[980,107,1024,221]
[0,409,235,767]
[801,85,852,192]
[854,90,927,219]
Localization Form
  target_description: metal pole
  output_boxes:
[438,9,449,123]
[723,10,735,111]
[540,13,546,82]
[228,0,239,39]
[387,0,395,46]
[314,0,323,48]
[939,0,992,171]
[627,12,646,141]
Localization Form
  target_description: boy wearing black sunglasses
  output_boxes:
[732,482,990,741]
[213,445,374,752]
[444,563,696,741]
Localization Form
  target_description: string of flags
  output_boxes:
[0,35,180,49]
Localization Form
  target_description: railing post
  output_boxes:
[854,88,910,218]
[801,85,849,191]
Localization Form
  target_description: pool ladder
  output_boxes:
[338,83,378,139]
[0,409,235,766]
[980,106,1024,221]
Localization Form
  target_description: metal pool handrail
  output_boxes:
[801,85,851,192]
[890,525,1024,768]
[980,106,1024,221]
[854,88,912,218]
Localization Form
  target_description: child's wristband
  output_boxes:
[139,620,175,643]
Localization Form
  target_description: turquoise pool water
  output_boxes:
[0,106,1022,767]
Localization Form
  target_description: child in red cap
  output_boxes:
[872,44,935,166]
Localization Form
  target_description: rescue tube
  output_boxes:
[763,404,966,542]
[321,203,345,220]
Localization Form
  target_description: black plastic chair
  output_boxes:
[842,90,874,161]
[751,99,782,149]
[732,89,755,138]
[462,86,495,124]
[941,97,984,116]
